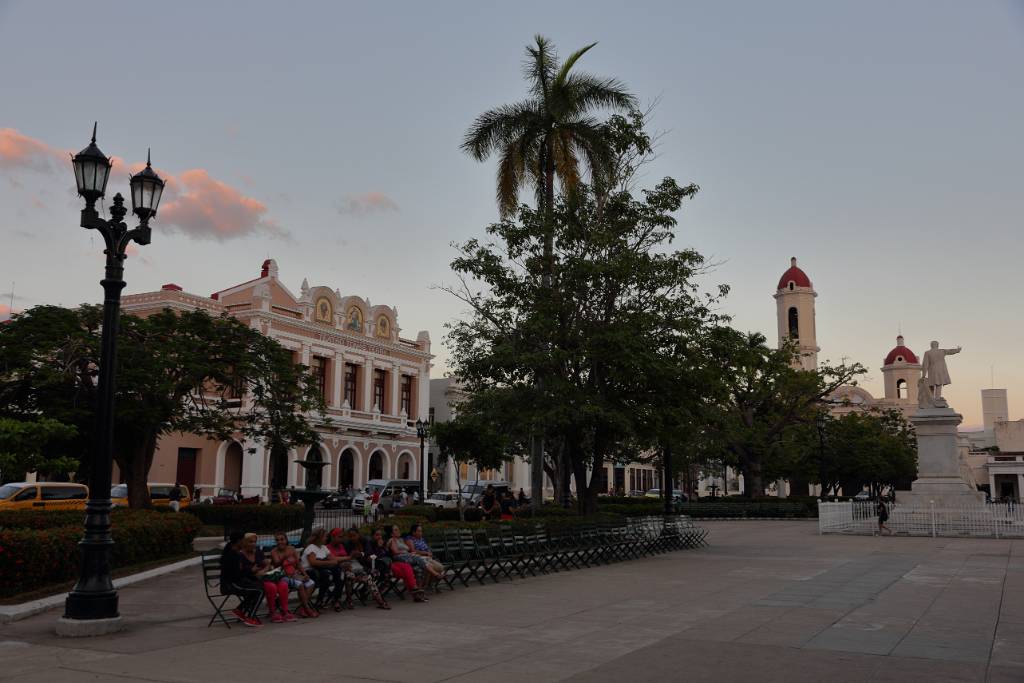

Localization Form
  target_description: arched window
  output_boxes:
[305,446,323,489]
[788,307,800,340]
[788,282,794,291]
[368,451,384,480]
[896,379,907,399]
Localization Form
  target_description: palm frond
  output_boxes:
[558,73,637,117]
[524,34,558,105]
[552,128,581,195]
[461,100,542,161]
[553,42,597,91]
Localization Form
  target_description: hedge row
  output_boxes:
[187,504,305,532]
[0,510,200,598]
[677,500,816,518]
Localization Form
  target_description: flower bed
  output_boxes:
[0,510,200,598]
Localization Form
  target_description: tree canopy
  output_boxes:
[0,305,325,507]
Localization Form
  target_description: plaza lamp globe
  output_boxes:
[71,122,112,204]
[129,149,165,221]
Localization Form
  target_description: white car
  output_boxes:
[425,492,461,509]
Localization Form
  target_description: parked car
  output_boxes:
[352,479,423,513]
[425,491,461,509]
[459,480,511,506]
[208,487,258,505]
[0,482,89,510]
[852,490,872,501]
[321,489,353,510]
[643,488,690,503]
[110,483,191,508]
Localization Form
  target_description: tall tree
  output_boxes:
[0,305,325,507]
[462,35,636,505]
[703,329,865,497]
[430,405,513,520]
[0,417,78,483]
[448,111,720,515]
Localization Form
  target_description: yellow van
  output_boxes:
[0,482,89,510]
[110,483,191,508]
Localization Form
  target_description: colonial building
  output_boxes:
[119,259,432,500]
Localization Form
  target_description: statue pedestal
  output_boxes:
[900,406,984,506]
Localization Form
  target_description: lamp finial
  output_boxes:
[91,122,97,143]
[146,148,151,167]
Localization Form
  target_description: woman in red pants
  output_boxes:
[368,527,427,603]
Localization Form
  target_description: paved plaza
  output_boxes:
[1,520,1022,682]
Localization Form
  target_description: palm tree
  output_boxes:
[463,34,636,226]
[462,35,636,507]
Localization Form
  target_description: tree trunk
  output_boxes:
[118,431,157,508]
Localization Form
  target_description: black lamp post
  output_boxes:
[416,418,430,494]
[63,124,164,624]
[415,419,428,493]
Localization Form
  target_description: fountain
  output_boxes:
[290,458,331,540]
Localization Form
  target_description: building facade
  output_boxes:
[119,259,432,500]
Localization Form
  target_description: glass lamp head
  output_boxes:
[72,122,112,203]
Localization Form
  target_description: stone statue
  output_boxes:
[920,341,961,405]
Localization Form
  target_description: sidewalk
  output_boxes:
[1,521,1021,682]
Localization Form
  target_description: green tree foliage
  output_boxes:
[702,329,866,497]
[0,416,78,482]
[782,408,917,497]
[447,110,723,514]
[430,405,512,520]
[0,305,325,507]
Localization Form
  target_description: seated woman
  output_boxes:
[301,527,343,610]
[386,524,432,602]
[271,533,318,618]
[219,531,263,627]
[327,528,390,610]
[406,523,445,592]
[239,532,294,623]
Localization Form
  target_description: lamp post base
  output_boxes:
[56,615,124,638]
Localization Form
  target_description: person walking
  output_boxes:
[168,482,182,512]
[876,498,892,535]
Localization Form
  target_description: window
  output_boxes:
[428,407,435,424]
[14,487,37,502]
[896,379,907,399]
[400,375,412,415]
[788,307,800,340]
[373,369,386,412]
[41,486,86,501]
[310,356,327,399]
[788,282,794,291]
[344,363,358,408]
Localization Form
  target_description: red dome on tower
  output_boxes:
[884,335,918,365]
[777,257,812,290]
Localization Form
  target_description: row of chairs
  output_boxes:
[203,514,707,626]
[425,515,708,590]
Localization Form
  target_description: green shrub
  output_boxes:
[435,507,484,522]
[188,504,304,532]
[0,510,200,598]
[394,505,438,522]
[0,510,83,530]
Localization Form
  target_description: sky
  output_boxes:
[1,1,1022,427]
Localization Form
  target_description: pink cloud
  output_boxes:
[0,303,20,322]
[1,129,285,242]
[156,169,286,241]
[338,191,399,215]
[0,129,68,172]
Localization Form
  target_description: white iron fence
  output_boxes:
[819,500,1024,538]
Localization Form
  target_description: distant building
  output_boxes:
[118,259,433,500]
[428,377,661,497]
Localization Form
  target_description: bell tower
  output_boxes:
[774,257,818,371]
[881,335,921,404]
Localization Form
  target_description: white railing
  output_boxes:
[819,500,1024,538]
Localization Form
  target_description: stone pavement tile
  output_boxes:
[890,629,993,664]
[990,620,1024,668]
[805,619,912,655]
[986,664,1024,683]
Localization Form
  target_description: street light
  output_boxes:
[61,124,163,631]
[416,418,430,494]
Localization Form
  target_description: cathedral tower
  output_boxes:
[881,335,922,405]
[774,257,818,371]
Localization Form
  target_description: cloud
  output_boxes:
[0,303,20,322]
[1,129,286,242]
[0,128,67,172]
[337,191,399,215]
[156,168,287,241]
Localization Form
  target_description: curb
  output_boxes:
[690,517,818,521]
[0,555,201,624]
